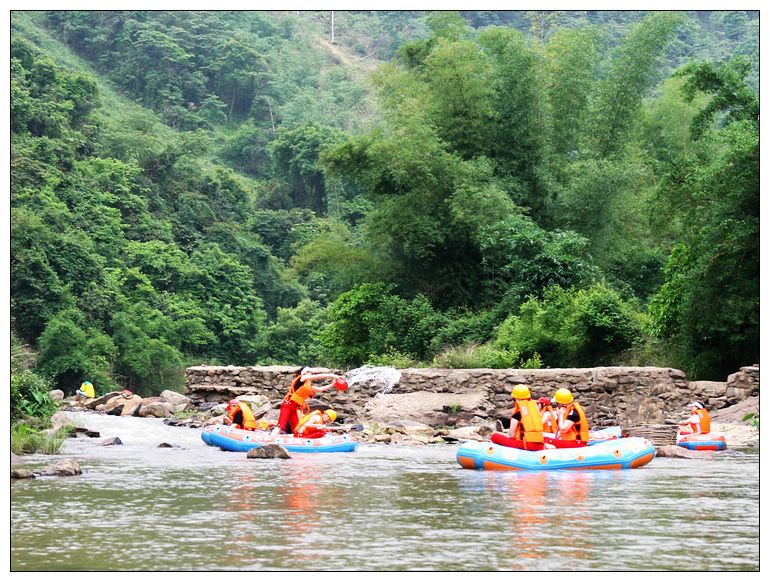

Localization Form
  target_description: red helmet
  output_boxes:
[537,397,551,407]
[226,399,238,411]
[334,378,349,391]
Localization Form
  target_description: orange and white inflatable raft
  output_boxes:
[676,432,727,451]
[456,436,655,471]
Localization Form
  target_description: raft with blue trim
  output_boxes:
[456,436,655,471]
[201,425,358,453]
[676,432,727,451]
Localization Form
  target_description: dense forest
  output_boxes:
[10,10,759,404]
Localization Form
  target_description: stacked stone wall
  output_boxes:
[186,365,758,428]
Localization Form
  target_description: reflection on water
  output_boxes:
[11,412,759,571]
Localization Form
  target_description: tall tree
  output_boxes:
[589,12,684,158]
[648,59,759,378]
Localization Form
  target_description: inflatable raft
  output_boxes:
[456,436,655,471]
[201,425,358,453]
[587,426,623,444]
[676,432,727,451]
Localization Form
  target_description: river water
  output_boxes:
[11,412,759,571]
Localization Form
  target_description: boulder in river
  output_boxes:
[246,444,290,459]
[100,437,123,446]
[37,458,82,477]
[50,411,74,432]
[12,468,36,479]
[656,445,714,459]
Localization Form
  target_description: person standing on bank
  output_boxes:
[271,367,346,436]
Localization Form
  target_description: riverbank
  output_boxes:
[52,392,758,450]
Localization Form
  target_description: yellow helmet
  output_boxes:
[324,409,337,422]
[511,384,531,400]
[554,388,573,405]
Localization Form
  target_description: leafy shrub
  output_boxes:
[318,283,446,367]
[11,369,56,422]
[366,349,419,369]
[432,342,519,369]
[494,283,643,367]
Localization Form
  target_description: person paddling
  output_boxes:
[294,409,338,439]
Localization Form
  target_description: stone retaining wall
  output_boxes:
[185,365,758,428]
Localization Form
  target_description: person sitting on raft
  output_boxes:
[223,399,258,431]
[490,384,545,451]
[547,388,589,448]
[271,367,346,436]
[537,396,558,434]
[678,401,710,435]
[294,408,338,439]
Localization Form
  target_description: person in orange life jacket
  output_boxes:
[271,367,344,436]
[537,396,558,434]
[294,409,338,439]
[678,401,711,435]
[223,399,258,431]
[550,388,589,448]
[504,384,545,451]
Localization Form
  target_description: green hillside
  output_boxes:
[10,10,759,403]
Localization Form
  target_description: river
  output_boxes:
[11,411,759,571]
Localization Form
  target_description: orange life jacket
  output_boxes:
[559,402,589,442]
[691,408,711,434]
[286,376,315,413]
[227,402,258,430]
[541,405,558,433]
[294,409,328,437]
[512,400,544,444]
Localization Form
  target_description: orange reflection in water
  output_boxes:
[510,472,550,559]
[220,455,349,567]
[492,470,610,562]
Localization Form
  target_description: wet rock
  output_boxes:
[12,468,36,479]
[86,392,122,410]
[138,401,175,418]
[37,458,82,477]
[119,395,144,416]
[50,411,74,432]
[49,389,65,401]
[246,445,290,459]
[656,445,713,459]
[100,437,123,446]
[197,401,220,413]
[157,442,180,448]
[446,425,491,442]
